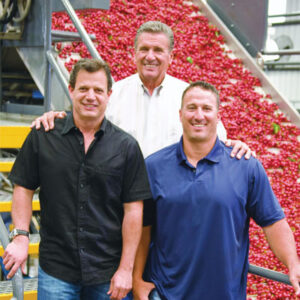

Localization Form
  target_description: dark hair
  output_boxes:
[134,21,174,52]
[181,81,220,109]
[69,58,112,92]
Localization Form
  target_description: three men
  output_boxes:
[133,81,300,299]
[3,59,152,300]
[33,21,252,159]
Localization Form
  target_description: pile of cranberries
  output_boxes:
[52,0,299,298]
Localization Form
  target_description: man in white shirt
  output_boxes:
[32,21,251,159]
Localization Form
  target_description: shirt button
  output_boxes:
[79,227,83,232]
[193,169,196,173]
[80,205,83,210]
[80,140,83,145]
[80,183,84,188]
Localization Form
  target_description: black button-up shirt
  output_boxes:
[9,114,152,284]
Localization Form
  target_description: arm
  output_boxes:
[2,185,34,279]
[108,200,143,300]
[30,111,67,131]
[132,226,155,300]
[263,218,300,295]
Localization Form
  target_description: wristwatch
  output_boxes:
[9,229,30,241]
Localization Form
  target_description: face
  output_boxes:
[69,69,111,123]
[180,87,220,143]
[135,32,173,88]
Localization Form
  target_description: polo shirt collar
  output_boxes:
[61,113,108,137]
[176,136,224,165]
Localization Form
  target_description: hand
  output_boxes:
[289,261,300,296]
[30,111,67,131]
[225,139,256,160]
[107,268,132,300]
[2,235,29,279]
[133,279,155,300]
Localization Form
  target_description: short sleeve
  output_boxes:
[8,129,40,190]
[247,159,285,227]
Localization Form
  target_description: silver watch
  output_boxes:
[9,229,30,241]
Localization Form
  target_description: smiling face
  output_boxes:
[134,32,173,89]
[69,69,111,125]
[180,87,220,144]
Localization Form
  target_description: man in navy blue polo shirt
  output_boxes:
[132,81,300,300]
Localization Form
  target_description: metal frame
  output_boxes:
[193,0,300,127]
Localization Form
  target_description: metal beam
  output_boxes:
[262,49,300,56]
[51,30,96,42]
[59,0,102,61]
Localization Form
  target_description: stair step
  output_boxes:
[51,29,96,41]
[0,277,37,299]
[0,192,40,212]
[0,126,30,148]
[0,158,15,173]
[0,234,40,256]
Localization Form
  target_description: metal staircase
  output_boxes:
[0,1,109,299]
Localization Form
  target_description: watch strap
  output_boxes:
[9,229,30,241]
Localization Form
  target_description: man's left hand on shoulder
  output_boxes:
[107,267,132,300]
[225,139,256,160]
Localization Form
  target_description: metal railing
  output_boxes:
[44,0,107,110]
[248,264,291,286]
[0,215,23,300]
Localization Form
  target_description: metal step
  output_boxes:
[0,158,14,173]
[0,192,40,213]
[17,46,70,111]
[51,29,96,42]
[0,233,40,256]
[0,277,37,300]
[0,126,30,149]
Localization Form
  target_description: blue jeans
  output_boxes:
[38,265,111,300]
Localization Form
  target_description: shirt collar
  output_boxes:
[176,136,224,164]
[138,74,166,96]
[61,113,108,137]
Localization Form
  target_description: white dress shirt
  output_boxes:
[106,73,227,157]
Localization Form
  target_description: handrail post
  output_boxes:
[44,0,52,111]
[46,50,72,105]
[0,215,24,300]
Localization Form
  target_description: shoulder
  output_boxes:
[220,141,261,171]
[112,73,138,90]
[146,143,177,166]
[165,74,188,89]
[107,120,139,147]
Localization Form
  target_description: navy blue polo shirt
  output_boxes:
[144,137,284,300]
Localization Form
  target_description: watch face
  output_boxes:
[9,229,16,240]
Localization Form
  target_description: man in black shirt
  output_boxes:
[3,58,152,300]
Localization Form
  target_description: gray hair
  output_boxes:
[181,81,220,109]
[134,21,174,52]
